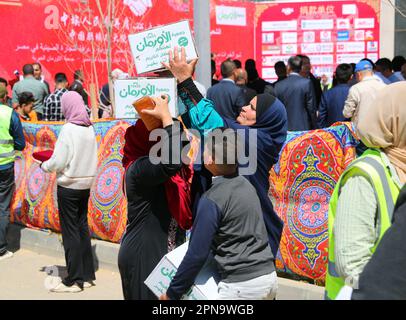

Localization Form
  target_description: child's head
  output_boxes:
[18,91,35,116]
[204,128,239,176]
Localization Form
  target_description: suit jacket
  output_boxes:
[207,79,245,119]
[274,74,317,131]
[309,73,322,108]
[317,84,350,128]
[247,77,272,94]
[237,84,257,105]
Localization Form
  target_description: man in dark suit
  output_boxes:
[272,61,287,87]
[274,56,317,131]
[317,64,352,128]
[298,55,323,109]
[207,59,245,119]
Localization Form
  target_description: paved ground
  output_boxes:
[0,248,324,300]
[0,249,123,300]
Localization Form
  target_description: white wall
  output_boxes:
[380,0,395,58]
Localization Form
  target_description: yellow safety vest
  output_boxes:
[0,105,15,166]
[325,149,400,300]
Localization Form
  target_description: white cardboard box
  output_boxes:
[145,242,220,300]
[129,20,198,74]
[114,77,177,119]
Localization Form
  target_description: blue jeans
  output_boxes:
[0,165,15,255]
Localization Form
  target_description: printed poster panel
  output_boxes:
[255,0,381,81]
[114,78,177,119]
[128,20,198,74]
[215,5,247,26]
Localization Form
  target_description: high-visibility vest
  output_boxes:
[325,149,400,300]
[0,105,15,166]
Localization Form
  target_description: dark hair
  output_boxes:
[74,70,82,80]
[245,59,259,82]
[22,64,34,76]
[288,56,303,73]
[0,77,7,86]
[205,128,239,176]
[18,91,35,105]
[335,64,353,84]
[350,63,356,73]
[211,59,216,75]
[55,73,68,83]
[297,54,310,61]
[274,61,286,71]
[245,59,256,70]
[376,58,392,72]
[361,58,376,69]
[275,61,286,72]
[392,56,406,72]
[221,59,236,78]
[234,59,242,69]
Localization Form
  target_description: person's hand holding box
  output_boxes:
[162,47,198,83]
[141,95,174,128]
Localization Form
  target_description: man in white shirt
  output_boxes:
[343,60,386,130]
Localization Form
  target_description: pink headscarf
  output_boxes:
[61,91,92,126]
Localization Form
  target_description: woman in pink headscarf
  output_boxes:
[41,91,98,293]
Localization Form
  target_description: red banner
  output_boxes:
[0,1,380,98]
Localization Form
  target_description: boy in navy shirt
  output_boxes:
[160,128,277,300]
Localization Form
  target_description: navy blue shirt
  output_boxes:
[317,84,350,128]
[166,175,275,300]
[0,109,26,170]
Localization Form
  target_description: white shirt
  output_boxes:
[42,123,98,190]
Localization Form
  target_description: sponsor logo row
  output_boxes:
[261,53,379,68]
[261,41,378,55]
[262,30,375,44]
[262,18,375,31]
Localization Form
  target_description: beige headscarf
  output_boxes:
[357,82,406,183]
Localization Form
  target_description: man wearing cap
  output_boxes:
[0,85,26,261]
[343,60,386,129]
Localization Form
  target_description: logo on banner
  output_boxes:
[262,21,297,31]
[337,42,365,53]
[342,4,357,15]
[262,68,276,79]
[262,45,281,55]
[282,8,294,16]
[303,31,315,43]
[320,31,332,42]
[337,31,350,41]
[302,19,334,30]
[216,5,247,26]
[337,19,350,30]
[355,18,374,29]
[365,30,374,41]
[262,33,275,44]
[282,32,297,44]
[367,41,378,52]
[337,53,365,64]
[282,44,297,54]
[354,30,365,41]
[301,43,333,54]
[367,53,379,62]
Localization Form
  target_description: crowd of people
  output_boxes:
[1,51,406,300]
